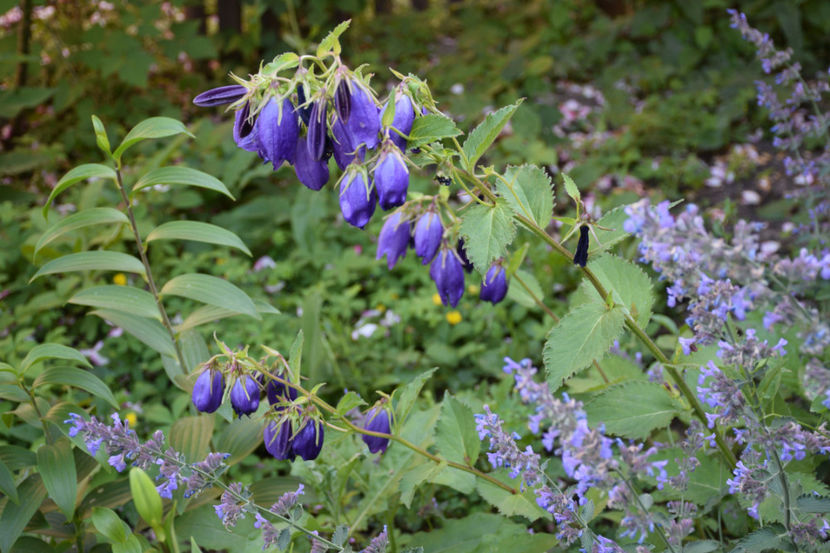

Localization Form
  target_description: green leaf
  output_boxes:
[0,458,18,504]
[129,468,163,528]
[562,173,580,203]
[728,524,793,553]
[497,165,554,228]
[0,476,47,553]
[400,462,445,508]
[796,494,830,513]
[589,204,631,254]
[176,299,278,332]
[462,100,523,170]
[35,207,128,257]
[0,87,54,118]
[69,285,160,321]
[132,167,234,200]
[91,115,112,155]
[44,164,117,217]
[458,199,516,272]
[316,20,350,57]
[146,221,251,256]
[160,273,259,319]
[406,512,555,553]
[407,114,462,149]
[574,254,654,327]
[89,309,176,358]
[92,507,129,543]
[506,268,544,309]
[476,471,550,522]
[288,329,304,386]
[169,416,214,463]
[215,417,262,466]
[585,381,684,439]
[394,368,437,428]
[683,541,722,553]
[262,52,300,76]
[34,366,119,409]
[543,302,625,390]
[113,117,194,162]
[21,343,92,372]
[30,251,146,282]
[336,390,366,415]
[434,396,480,464]
[37,439,77,518]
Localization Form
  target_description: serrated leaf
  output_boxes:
[0,459,18,504]
[406,512,555,553]
[316,20,350,57]
[37,439,77,518]
[476,471,550,522]
[430,463,475,494]
[262,52,299,76]
[69,285,160,321]
[459,199,516,272]
[35,207,128,257]
[575,254,654,327]
[497,165,554,228]
[407,114,462,149]
[160,273,259,319]
[169,416,214,464]
[543,302,625,390]
[20,343,92,372]
[562,173,580,202]
[585,381,684,439]
[589,204,631,254]
[394,368,437,427]
[400,461,445,508]
[728,524,793,553]
[506,268,544,309]
[30,251,146,282]
[146,221,251,256]
[90,309,176,358]
[176,299,278,332]
[434,395,480,464]
[44,163,117,217]
[113,117,194,162]
[683,540,721,553]
[0,476,47,553]
[462,100,523,170]
[129,468,163,528]
[336,391,366,415]
[132,167,233,200]
[34,366,119,409]
[796,494,830,513]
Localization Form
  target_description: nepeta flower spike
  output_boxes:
[230,374,260,417]
[291,419,325,461]
[255,97,299,167]
[414,212,443,264]
[430,248,465,307]
[192,368,225,413]
[362,407,391,454]
[480,264,508,304]
[373,146,409,210]
[376,212,411,269]
[193,85,246,107]
[293,134,330,191]
[339,167,377,229]
[573,225,589,267]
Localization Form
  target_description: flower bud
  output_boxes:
[480,264,508,304]
[291,419,325,461]
[255,97,300,167]
[382,93,414,152]
[573,225,589,267]
[345,82,380,150]
[193,85,246,107]
[339,167,377,229]
[293,133,330,191]
[376,212,411,269]
[456,239,474,273]
[192,368,225,413]
[307,99,328,161]
[374,147,409,210]
[233,102,259,153]
[264,420,294,460]
[296,85,312,125]
[429,248,465,307]
[414,212,443,265]
[230,374,260,417]
[335,79,351,123]
[361,408,391,454]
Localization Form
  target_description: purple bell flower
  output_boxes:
[345,82,380,150]
[296,85,312,125]
[362,408,391,454]
[233,102,259,153]
[193,84,246,107]
[480,264,508,304]
[374,146,409,210]
[429,248,465,307]
[414,212,443,264]
[307,98,328,161]
[293,133,330,191]
[266,372,298,406]
[335,79,351,123]
[376,212,411,269]
[457,239,474,273]
[331,116,357,170]
[291,419,325,461]
[382,93,415,151]
[264,420,294,460]
[339,167,377,229]
[255,97,299,167]
[192,368,225,413]
[230,374,260,417]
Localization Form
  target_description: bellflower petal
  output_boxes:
[293,134,330,191]
[193,85,246,107]
[374,147,409,210]
[414,212,443,264]
[480,264,508,304]
[376,212,411,269]
[430,248,465,307]
[339,168,377,229]
[255,97,300,167]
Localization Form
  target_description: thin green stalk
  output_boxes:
[114,167,188,374]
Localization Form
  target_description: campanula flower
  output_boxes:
[430,248,465,307]
[344,81,380,150]
[373,146,409,210]
[192,368,225,413]
[362,407,391,453]
[233,102,259,153]
[335,79,351,122]
[331,115,358,170]
[264,420,294,460]
[255,97,299,167]
[295,85,312,125]
[339,167,377,229]
[376,212,411,269]
[307,98,328,161]
[193,84,247,107]
[266,371,298,406]
[230,374,260,417]
[382,92,415,151]
[293,134,330,191]
[480,264,508,304]
[291,419,324,460]
[414,211,443,264]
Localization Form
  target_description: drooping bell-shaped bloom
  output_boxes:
[335,79,351,123]
[376,212,410,269]
[457,239,474,273]
[233,102,259,153]
[193,85,246,107]
[192,368,225,413]
[382,93,415,152]
[293,134,329,191]
[331,116,357,171]
[362,407,391,454]
[414,212,443,265]
[480,264,508,304]
[296,85,312,125]
[307,99,328,161]
[339,167,376,229]
[344,82,380,150]
[255,97,299,167]
[373,146,409,210]
[429,248,465,307]
[266,371,298,406]
[291,419,324,461]
[263,420,294,460]
[230,374,260,417]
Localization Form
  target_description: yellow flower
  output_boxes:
[125,412,137,428]
[376,304,386,313]
[446,311,462,325]
[113,273,127,286]
[467,284,480,295]
[432,293,443,306]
